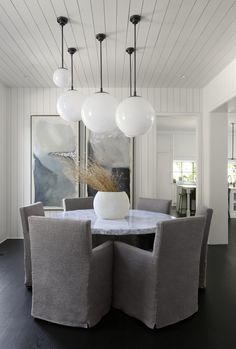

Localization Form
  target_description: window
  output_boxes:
[228,162,236,184]
[173,161,196,183]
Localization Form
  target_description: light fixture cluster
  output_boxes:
[53,15,155,137]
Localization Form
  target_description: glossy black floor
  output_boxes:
[0,222,236,349]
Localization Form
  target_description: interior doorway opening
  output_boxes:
[156,115,197,217]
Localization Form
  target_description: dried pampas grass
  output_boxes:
[74,159,120,192]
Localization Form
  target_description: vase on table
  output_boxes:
[93,191,130,219]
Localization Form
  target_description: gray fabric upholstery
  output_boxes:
[196,207,213,288]
[137,197,172,214]
[28,216,113,328]
[63,197,94,211]
[19,202,44,286]
[113,216,205,329]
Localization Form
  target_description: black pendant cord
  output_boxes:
[129,51,132,97]
[130,15,141,97]
[100,40,103,92]
[126,47,134,97]
[68,48,76,90]
[133,24,137,97]
[232,123,235,160]
[61,25,64,68]
[96,33,106,93]
[57,17,68,69]
[70,52,73,89]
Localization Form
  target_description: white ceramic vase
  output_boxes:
[93,191,130,219]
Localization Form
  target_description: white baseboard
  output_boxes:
[0,237,23,245]
[0,238,7,245]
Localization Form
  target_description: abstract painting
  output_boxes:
[86,128,133,203]
[30,115,79,209]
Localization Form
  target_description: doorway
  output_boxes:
[156,115,197,217]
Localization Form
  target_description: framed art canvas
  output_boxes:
[86,128,134,206]
[30,115,80,209]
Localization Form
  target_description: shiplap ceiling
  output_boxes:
[1,0,236,88]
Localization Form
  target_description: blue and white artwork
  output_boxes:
[87,128,132,199]
[31,116,78,208]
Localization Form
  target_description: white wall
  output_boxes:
[156,133,173,201]
[153,131,196,205]
[202,60,236,244]
[228,122,236,159]
[7,88,62,238]
[0,82,8,243]
[7,87,201,238]
[203,58,236,112]
[209,113,228,244]
[134,89,201,203]
[173,133,196,160]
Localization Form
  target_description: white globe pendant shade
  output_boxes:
[53,68,70,88]
[116,96,155,137]
[81,92,118,133]
[57,89,85,122]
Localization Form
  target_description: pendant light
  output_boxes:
[57,48,85,122]
[81,33,118,133]
[116,15,155,138]
[53,17,70,88]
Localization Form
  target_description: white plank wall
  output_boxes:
[0,83,7,243]
[201,58,236,244]
[6,87,201,237]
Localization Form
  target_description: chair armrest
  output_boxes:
[113,241,156,324]
[92,240,113,254]
[91,240,113,281]
[88,240,113,320]
[114,240,153,259]
[113,241,154,284]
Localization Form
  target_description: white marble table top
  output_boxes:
[50,209,175,235]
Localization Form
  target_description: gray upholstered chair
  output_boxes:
[113,216,205,329]
[28,216,113,328]
[137,197,172,214]
[19,202,44,287]
[196,207,213,289]
[63,197,94,211]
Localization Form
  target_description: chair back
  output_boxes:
[63,197,94,211]
[28,216,92,325]
[19,202,44,286]
[20,202,44,233]
[137,197,172,214]
[153,216,205,328]
[196,207,213,288]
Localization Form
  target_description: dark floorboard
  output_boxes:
[1,221,236,349]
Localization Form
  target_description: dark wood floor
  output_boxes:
[1,222,236,349]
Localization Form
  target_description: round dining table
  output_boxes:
[50,209,175,235]
[50,209,175,249]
